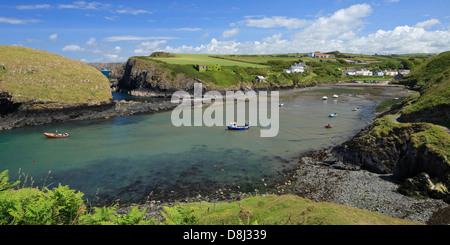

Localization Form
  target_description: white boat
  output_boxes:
[333,94,339,98]
[279,102,284,107]
[322,96,328,100]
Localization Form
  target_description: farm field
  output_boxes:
[148,53,270,68]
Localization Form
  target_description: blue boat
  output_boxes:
[227,125,250,130]
[329,113,338,117]
[227,122,250,130]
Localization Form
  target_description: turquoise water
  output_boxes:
[0,87,405,204]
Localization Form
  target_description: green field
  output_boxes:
[149,53,270,68]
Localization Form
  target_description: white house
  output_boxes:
[384,70,398,76]
[308,52,335,59]
[284,63,306,73]
[345,67,373,76]
[354,67,372,76]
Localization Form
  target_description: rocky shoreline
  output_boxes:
[277,151,449,224]
[0,100,178,131]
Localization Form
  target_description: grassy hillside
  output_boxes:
[0,45,112,104]
[399,52,450,124]
[128,52,432,89]
[173,195,418,225]
[401,51,450,87]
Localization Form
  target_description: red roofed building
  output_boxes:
[308,52,335,58]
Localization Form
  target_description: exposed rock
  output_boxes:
[0,100,178,130]
[117,58,208,97]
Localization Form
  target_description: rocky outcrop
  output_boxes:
[0,100,178,130]
[117,58,212,97]
[297,117,450,203]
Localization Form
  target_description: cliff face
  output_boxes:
[329,118,449,179]
[117,58,211,97]
[307,115,450,203]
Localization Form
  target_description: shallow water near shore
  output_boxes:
[0,86,412,205]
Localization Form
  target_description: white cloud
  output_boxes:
[159,3,450,55]
[86,37,96,46]
[104,35,179,42]
[49,34,58,41]
[113,46,121,53]
[58,1,110,10]
[347,25,450,54]
[243,16,309,29]
[134,40,167,55]
[0,17,41,24]
[16,4,51,10]
[221,28,239,39]
[163,38,240,54]
[292,3,372,42]
[62,44,84,52]
[415,18,441,29]
[115,8,152,15]
[175,27,202,31]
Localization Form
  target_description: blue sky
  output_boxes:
[1,0,449,62]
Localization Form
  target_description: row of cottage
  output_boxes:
[343,68,410,76]
[283,63,410,77]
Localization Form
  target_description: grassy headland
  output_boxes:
[0,45,112,104]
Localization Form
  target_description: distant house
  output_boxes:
[384,70,398,76]
[355,67,372,76]
[284,62,306,73]
[344,67,372,76]
[308,52,335,59]
[255,76,266,82]
[399,70,410,75]
[374,70,384,76]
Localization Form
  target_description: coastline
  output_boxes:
[3,83,445,224]
[112,84,448,225]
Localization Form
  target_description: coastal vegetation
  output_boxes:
[0,170,417,225]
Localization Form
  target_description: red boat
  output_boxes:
[325,124,333,128]
[44,132,69,138]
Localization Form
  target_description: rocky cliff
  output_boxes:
[117,57,215,97]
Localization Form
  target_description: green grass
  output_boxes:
[186,195,419,225]
[147,53,269,68]
[368,116,450,165]
[0,45,112,104]
[375,97,406,113]
[401,68,450,118]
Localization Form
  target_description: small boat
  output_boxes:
[333,94,339,98]
[325,124,333,128]
[227,122,250,130]
[352,107,360,111]
[329,113,338,117]
[322,96,328,100]
[279,102,284,107]
[44,132,69,138]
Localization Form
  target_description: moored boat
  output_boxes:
[329,113,338,117]
[322,96,328,100]
[44,132,69,138]
[325,124,333,128]
[227,122,250,130]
